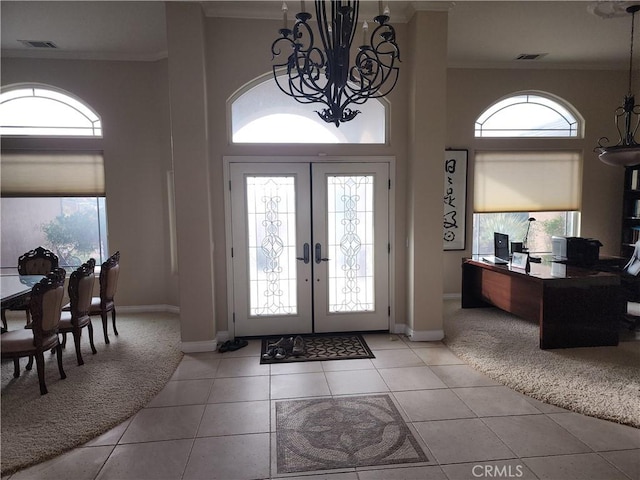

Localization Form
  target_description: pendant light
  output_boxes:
[597,5,640,166]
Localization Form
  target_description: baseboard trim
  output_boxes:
[405,328,445,342]
[180,340,219,353]
[118,304,180,314]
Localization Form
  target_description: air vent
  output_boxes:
[516,53,547,61]
[18,40,58,49]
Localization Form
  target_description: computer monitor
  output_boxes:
[494,232,510,260]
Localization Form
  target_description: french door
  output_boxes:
[229,161,389,337]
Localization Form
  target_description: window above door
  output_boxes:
[229,74,388,144]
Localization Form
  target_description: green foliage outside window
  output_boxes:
[42,209,99,267]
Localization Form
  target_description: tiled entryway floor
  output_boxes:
[6,334,640,480]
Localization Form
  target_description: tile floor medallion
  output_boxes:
[275,394,428,473]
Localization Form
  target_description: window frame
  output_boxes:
[0,83,103,138]
[227,71,390,145]
[471,91,584,255]
[0,83,108,271]
[474,90,584,139]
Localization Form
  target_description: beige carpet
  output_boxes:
[1,312,183,476]
[443,300,640,428]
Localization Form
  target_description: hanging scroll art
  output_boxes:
[443,149,468,250]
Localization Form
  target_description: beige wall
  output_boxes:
[1,5,628,345]
[1,57,179,308]
[201,15,412,333]
[443,68,626,294]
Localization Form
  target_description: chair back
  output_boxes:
[29,268,66,343]
[69,259,96,319]
[100,251,120,304]
[18,246,59,275]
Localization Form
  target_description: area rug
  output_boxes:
[1,312,183,476]
[260,333,374,364]
[275,394,428,473]
[443,300,640,428]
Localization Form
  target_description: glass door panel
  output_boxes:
[246,176,298,316]
[312,163,389,333]
[230,163,312,337]
[326,175,375,313]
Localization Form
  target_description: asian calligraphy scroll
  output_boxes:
[443,149,467,250]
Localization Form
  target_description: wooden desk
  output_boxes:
[462,258,621,349]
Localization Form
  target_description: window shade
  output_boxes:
[0,151,105,196]
[474,151,582,213]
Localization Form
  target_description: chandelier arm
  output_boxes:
[270,0,401,126]
[630,8,636,95]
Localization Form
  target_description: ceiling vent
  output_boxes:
[18,40,58,49]
[516,53,548,61]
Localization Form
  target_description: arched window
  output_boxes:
[475,91,582,138]
[471,92,583,256]
[0,84,107,272]
[230,73,387,144]
[0,84,102,136]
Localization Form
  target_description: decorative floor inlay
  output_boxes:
[276,394,429,473]
[260,334,374,364]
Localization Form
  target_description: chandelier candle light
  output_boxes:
[597,4,640,166]
[271,0,400,126]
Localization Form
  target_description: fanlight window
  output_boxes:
[475,92,581,138]
[230,74,387,144]
[0,85,102,136]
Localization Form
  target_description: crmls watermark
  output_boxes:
[472,464,524,478]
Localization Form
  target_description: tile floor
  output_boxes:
[5,334,640,480]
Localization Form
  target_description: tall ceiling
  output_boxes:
[1,1,637,69]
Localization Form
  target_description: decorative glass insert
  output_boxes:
[475,92,580,138]
[0,85,102,136]
[326,175,375,313]
[246,176,297,316]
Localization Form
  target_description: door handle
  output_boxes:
[315,243,329,264]
[296,243,310,264]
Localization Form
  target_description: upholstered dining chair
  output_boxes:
[1,246,59,330]
[91,251,120,344]
[1,268,67,395]
[58,259,97,365]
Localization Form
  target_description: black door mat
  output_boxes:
[276,394,429,473]
[260,333,375,364]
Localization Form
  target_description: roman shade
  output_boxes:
[474,151,582,213]
[0,151,105,197]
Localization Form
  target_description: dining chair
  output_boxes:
[91,251,120,344]
[58,259,97,365]
[1,247,59,330]
[1,268,67,395]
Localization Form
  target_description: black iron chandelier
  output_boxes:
[271,1,400,127]
[597,4,640,166]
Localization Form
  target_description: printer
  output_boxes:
[552,236,602,267]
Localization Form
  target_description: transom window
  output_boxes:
[475,92,581,138]
[230,74,387,144]
[0,84,102,136]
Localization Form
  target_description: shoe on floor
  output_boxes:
[262,346,277,360]
[227,338,248,351]
[292,335,305,356]
[274,347,287,360]
[269,336,293,353]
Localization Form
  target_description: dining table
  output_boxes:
[1,275,44,331]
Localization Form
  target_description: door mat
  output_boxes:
[276,394,429,473]
[260,333,374,364]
